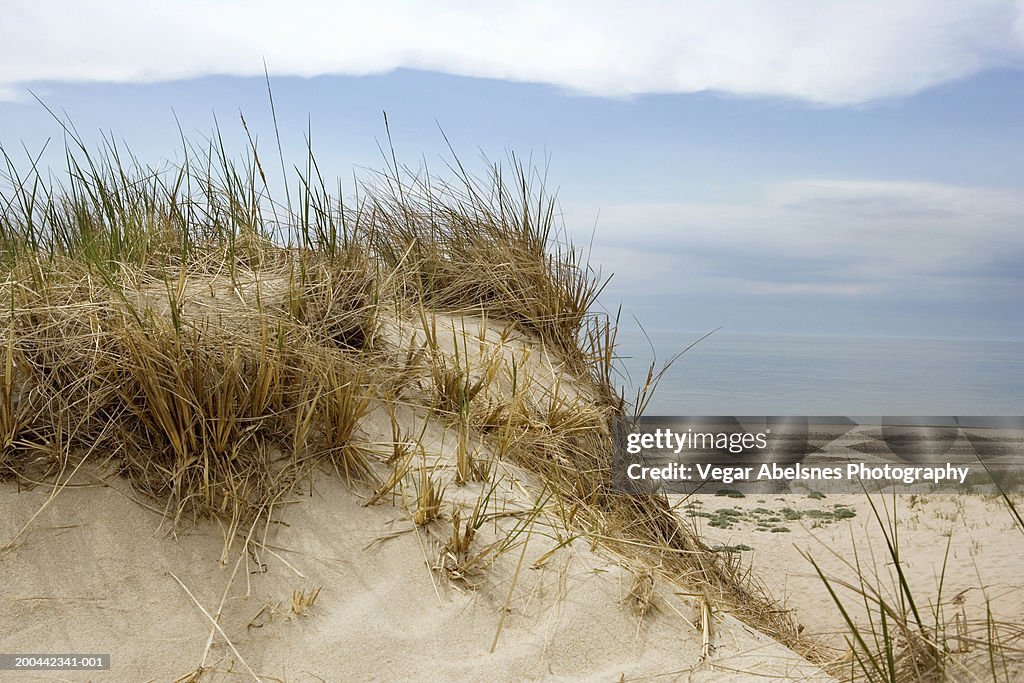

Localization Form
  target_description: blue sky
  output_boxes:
[1,2,1022,341]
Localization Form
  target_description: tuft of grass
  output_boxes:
[627,570,656,620]
[439,487,493,585]
[411,455,445,527]
[290,586,322,617]
[804,493,1024,682]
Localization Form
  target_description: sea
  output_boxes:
[612,330,1023,417]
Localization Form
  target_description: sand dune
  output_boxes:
[2,453,832,682]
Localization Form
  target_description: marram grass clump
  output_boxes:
[0,119,809,661]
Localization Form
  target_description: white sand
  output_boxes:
[1,468,835,682]
[692,490,1024,678]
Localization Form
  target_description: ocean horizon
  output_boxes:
[614,329,1024,416]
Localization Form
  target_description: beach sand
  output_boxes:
[690,490,1024,678]
[2,465,833,682]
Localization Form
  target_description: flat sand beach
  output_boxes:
[690,491,1024,667]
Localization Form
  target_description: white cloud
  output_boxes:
[575,180,1024,295]
[0,85,22,102]
[1,1,1023,104]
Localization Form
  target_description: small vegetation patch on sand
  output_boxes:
[685,498,857,532]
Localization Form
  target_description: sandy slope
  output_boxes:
[1,468,835,682]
